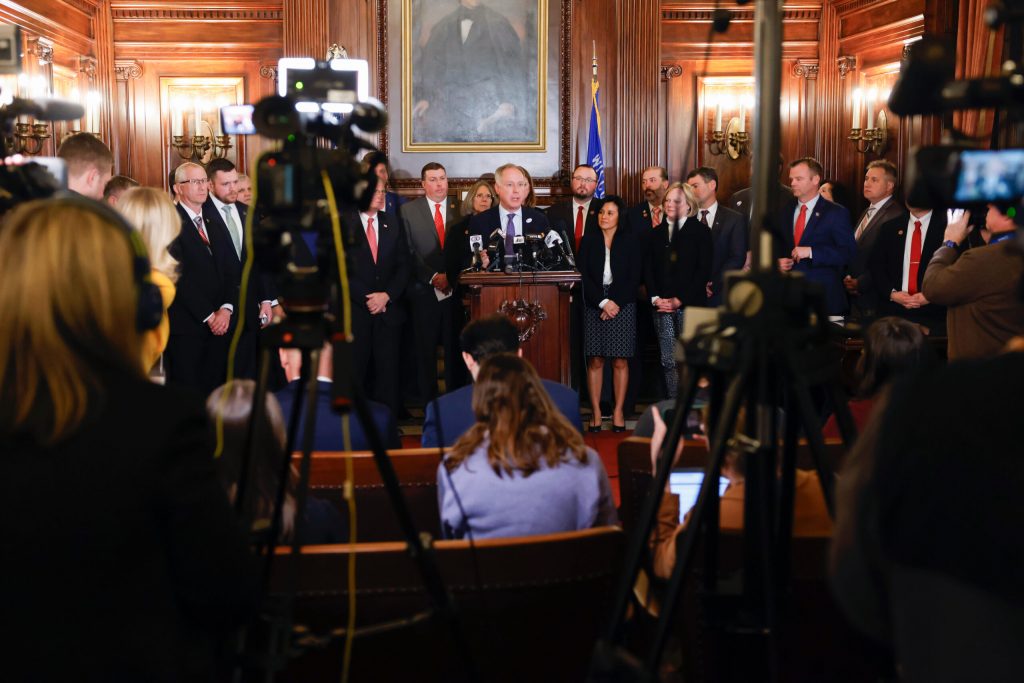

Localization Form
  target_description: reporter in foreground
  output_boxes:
[438,353,617,540]
[0,198,259,681]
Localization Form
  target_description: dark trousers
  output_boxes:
[165,332,228,397]
[410,286,467,402]
[351,312,402,417]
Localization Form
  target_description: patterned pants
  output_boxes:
[653,309,685,398]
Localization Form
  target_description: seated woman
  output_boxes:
[207,379,343,545]
[823,316,931,437]
[647,407,832,580]
[0,197,258,680]
[437,353,617,539]
[117,186,181,373]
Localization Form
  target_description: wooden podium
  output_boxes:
[460,271,581,384]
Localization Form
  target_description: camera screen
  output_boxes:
[220,104,256,135]
[954,149,1024,203]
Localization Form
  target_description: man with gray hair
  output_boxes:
[467,163,549,265]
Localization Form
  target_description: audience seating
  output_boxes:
[294,448,444,541]
[267,526,626,682]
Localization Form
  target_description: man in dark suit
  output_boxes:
[400,161,467,403]
[545,163,604,258]
[727,153,791,222]
[776,157,857,317]
[203,158,276,379]
[422,315,583,448]
[165,162,240,394]
[276,345,401,451]
[468,164,549,267]
[844,160,905,319]
[871,204,947,333]
[343,180,410,417]
[686,166,748,306]
[627,166,670,233]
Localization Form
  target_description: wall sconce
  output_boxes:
[7,122,51,155]
[169,97,232,163]
[849,87,889,154]
[707,93,752,159]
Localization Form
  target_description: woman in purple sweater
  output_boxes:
[437,353,617,539]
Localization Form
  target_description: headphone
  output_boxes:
[49,192,164,332]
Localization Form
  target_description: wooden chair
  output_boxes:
[616,436,709,534]
[268,526,626,682]
[294,449,444,542]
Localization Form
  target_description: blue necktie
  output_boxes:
[505,212,516,256]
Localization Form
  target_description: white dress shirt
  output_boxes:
[901,211,932,293]
[792,193,820,258]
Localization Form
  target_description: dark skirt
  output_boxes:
[584,286,637,358]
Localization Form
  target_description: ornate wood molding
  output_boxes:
[837,56,857,79]
[114,60,142,81]
[662,7,820,21]
[79,55,98,80]
[375,0,389,154]
[792,59,819,80]
[901,42,913,61]
[111,8,282,21]
[28,37,54,65]
[660,64,683,81]
[259,63,278,81]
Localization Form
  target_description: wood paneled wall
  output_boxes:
[0,0,1001,206]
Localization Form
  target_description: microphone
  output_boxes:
[525,233,545,269]
[5,97,85,121]
[487,227,505,270]
[469,234,483,270]
[545,230,576,268]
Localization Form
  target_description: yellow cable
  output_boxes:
[320,169,357,683]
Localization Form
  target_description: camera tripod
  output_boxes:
[590,268,858,682]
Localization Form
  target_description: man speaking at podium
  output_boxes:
[469,164,549,268]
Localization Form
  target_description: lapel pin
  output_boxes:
[898,230,904,235]
[525,217,533,223]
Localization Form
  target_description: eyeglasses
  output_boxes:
[572,176,598,184]
[178,178,208,187]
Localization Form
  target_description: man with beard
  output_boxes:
[628,166,670,233]
[546,164,605,259]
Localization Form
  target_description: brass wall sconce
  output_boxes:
[849,87,889,154]
[706,93,752,160]
[7,121,51,155]
[171,133,232,163]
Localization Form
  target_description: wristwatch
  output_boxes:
[943,240,958,250]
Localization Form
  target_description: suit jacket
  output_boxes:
[579,225,644,309]
[275,380,401,452]
[644,216,713,307]
[727,183,792,221]
[850,195,905,301]
[400,195,461,288]
[545,198,604,258]
[775,196,857,315]
[202,198,275,316]
[168,203,238,336]
[467,205,549,240]
[1,374,258,681]
[871,211,947,329]
[422,379,583,448]
[627,201,661,234]
[708,205,750,305]
[341,208,410,327]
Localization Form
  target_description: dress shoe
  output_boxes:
[588,423,602,433]
[611,424,626,433]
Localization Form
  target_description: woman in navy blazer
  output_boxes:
[645,182,713,398]
[578,195,643,432]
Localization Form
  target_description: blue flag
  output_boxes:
[587,78,606,199]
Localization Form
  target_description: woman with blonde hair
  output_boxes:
[207,379,342,544]
[644,181,712,399]
[438,353,617,539]
[117,186,181,371]
[0,198,257,680]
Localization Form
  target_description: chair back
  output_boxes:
[269,526,626,682]
[616,437,709,534]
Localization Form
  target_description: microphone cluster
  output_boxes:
[473,228,575,272]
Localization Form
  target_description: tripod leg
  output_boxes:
[785,356,836,517]
[644,354,752,673]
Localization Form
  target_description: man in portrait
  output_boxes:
[412,0,533,143]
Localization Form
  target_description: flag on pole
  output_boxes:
[587,48,606,199]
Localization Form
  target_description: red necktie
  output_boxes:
[366,216,378,263]
[433,202,445,248]
[907,220,922,294]
[193,215,210,246]
[574,204,584,249]
[793,204,808,246]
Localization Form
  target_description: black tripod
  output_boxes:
[590,268,857,681]
[229,312,477,682]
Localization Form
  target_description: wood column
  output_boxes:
[816,1,846,184]
[613,0,660,204]
[283,0,330,58]
[93,0,120,168]
[953,0,1003,143]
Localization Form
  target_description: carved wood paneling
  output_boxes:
[952,0,1004,142]
[0,0,93,55]
[283,0,328,58]
[614,0,661,205]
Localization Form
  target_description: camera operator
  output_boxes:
[921,204,1024,359]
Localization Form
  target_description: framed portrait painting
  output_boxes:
[379,0,570,181]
